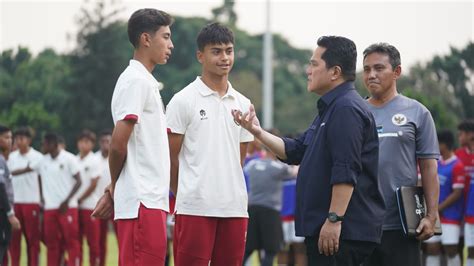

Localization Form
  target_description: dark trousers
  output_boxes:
[305,236,377,266]
[362,230,421,266]
[0,212,11,264]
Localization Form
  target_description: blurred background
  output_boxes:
[0,0,473,149]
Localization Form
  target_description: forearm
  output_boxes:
[438,189,462,212]
[65,179,82,203]
[170,159,178,196]
[256,130,286,160]
[109,148,127,187]
[329,183,354,215]
[78,179,98,202]
[38,175,44,203]
[11,167,32,176]
[420,159,439,219]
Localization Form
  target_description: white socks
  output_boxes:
[426,255,441,266]
[446,255,461,266]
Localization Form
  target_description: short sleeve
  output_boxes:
[416,107,440,159]
[113,78,150,122]
[452,161,466,189]
[0,161,7,184]
[67,155,80,177]
[166,93,189,134]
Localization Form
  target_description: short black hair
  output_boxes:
[77,129,96,143]
[316,36,357,81]
[13,126,33,139]
[458,119,474,132]
[128,8,173,48]
[0,124,10,135]
[363,43,401,70]
[196,22,234,51]
[438,130,455,150]
[44,132,59,146]
[99,129,112,137]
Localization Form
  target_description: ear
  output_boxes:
[393,65,402,79]
[331,66,342,81]
[196,50,203,64]
[140,32,152,48]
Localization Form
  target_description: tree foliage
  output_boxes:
[0,0,472,148]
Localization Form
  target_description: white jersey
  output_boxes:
[76,152,101,210]
[166,77,254,217]
[7,148,43,204]
[31,150,80,210]
[111,59,170,219]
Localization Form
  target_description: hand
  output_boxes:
[318,219,341,256]
[91,189,114,219]
[58,200,69,214]
[416,214,436,240]
[231,104,262,136]
[8,215,21,231]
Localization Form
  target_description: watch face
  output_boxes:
[328,212,342,222]
[328,213,337,222]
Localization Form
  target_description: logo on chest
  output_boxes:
[199,109,208,120]
[392,113,407,126]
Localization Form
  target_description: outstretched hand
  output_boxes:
[231,104,262,136]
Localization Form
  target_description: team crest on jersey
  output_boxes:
[59,164,64,170]
[85,167,89,172]
[392,113,407,126]
[200,109,208,120]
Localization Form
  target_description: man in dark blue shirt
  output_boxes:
[233,36,386,266]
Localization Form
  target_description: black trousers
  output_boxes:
[305,236,377,266]
[362,230,421,266]
[0,212,11,264]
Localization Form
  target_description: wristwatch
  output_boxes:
[328,212,344,223]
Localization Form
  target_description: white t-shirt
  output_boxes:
[7,148,43,204]
[111,59,170,219]
[32,150,80,210]
[166,77,254,217]
[95,151,110,200]
[76,152,101,210]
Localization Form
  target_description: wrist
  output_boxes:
[327,212,344,223]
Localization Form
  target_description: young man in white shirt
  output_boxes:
[92,8,174,266]
[31,133,81,266]
[167,22,253,266]
[95,129,113,266]
[76,129,101,266]
[8,127,43,266]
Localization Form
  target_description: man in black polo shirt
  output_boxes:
[232,36,386,265]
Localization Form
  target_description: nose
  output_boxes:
[169,40,174,50]
[305,65,311,76]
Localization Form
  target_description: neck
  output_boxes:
[80,151,90,159]
[133,52,155,73]
[50,149,60,159]
[200,73,229,96]
[441,150,453,161]
[319,80,345,96]
[368,86,398,107]
[101,150,109,158]
[19,146,30,155]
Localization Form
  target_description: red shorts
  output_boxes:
[116,204,167,266]
[79,209,101,266]
[9,203,41,266]
[173,214,248,266]
[43,208,81,266]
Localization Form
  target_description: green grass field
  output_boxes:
[17,232,119,266]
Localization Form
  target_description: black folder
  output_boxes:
[396,186,442,237]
